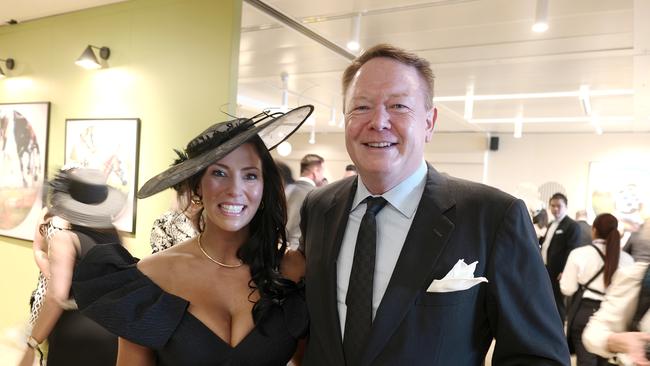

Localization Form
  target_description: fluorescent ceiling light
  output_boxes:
[591,113,603,135]
[532,0,549,33]
[308,125,316,144]
[463,86,474,120]
[328,107,337,126]
[514,114,523,138]
[579,85,591,116]
[346,13,361,51]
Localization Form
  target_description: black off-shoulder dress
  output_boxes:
[72,244,308,366]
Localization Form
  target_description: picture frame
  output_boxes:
[65,118,140,233]
[587,161,650,224]
[0,102,50,241]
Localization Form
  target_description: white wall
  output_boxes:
[487,132,650,213]
[276,130,650,219]
[273,131,488,183]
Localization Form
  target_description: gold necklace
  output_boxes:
[197,233,244,269]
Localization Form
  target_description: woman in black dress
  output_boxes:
[73,105,313,365]
[19,168,124,366]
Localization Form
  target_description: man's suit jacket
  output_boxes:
[542,216,581,281]
[286,180,316,248]
[624,219,650,262]
[576,220,592,246]
[299,164,570,366]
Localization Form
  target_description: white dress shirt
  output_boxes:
[337,160,427,338]
[560,239,635,301]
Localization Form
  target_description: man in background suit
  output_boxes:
[299,44,569,365]
[286,154,325,249]
[541,193,581,322]
[575,209,592,246]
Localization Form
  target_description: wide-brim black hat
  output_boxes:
[49,168,126,228]
[137,105,314,199]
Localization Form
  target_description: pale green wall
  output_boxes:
[0,0,241,330]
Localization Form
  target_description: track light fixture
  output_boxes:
[0,57,15,78]
[346,13,362,52]
[75,45,110,69]
[532,0,549,32]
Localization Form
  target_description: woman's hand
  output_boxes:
[17,347,37,366]
[608,332,650,366]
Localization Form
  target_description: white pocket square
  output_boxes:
[426,259,488,293]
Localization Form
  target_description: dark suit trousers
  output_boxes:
[549,273,566,323]
[569,299,609,366]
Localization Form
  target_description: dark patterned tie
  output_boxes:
[343,196,388,366]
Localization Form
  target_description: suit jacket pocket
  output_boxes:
[415,286,479,307]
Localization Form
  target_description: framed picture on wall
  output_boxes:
[65,118,140,233]
[588,161,650,226]
[0,102,50,241]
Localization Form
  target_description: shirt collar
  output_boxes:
[297,176,316,187]
[553,213,567,223]
[352,160,427,218]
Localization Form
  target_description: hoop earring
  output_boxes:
[260,201,265,210]
[191,194,202,206]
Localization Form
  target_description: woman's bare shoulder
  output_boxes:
[137,240,199,284]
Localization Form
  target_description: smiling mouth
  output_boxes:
[363,142,396,148]
[219,204,246,215]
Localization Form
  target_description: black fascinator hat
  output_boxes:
[137,105,314,199]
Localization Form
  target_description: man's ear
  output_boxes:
[424,107,437,143]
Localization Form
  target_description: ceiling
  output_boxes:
[238,0,650,135]
[3,0,649,136]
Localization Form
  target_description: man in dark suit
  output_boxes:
[298,44,569,365]
[540,193,581,323]
[286,154,325,248]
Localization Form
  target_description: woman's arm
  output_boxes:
[32,208,50,277]
[117,337,155,366]
[29,231,78,341]
[583,262,649,358]
[559,250,580,296]
[20,231,78,365]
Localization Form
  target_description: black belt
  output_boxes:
[581,298,602,305]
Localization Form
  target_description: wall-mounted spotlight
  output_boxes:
[75,45,110,69]
[0,57,15,78]
[346,13,362,52]
[532,0,549,33]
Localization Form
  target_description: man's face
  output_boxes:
[344,57,436,192]
[549,198,567,220]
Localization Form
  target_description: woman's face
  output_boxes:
[198,143,263,235]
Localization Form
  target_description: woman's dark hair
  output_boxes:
[593,213,620,287]
[275,160,295,187]
[187,134,296,328]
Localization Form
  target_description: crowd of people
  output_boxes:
[18,44,649,366]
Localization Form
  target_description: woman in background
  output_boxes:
[149,180,200,253]
[561,213,634,365]
[28,207,70,327]
[19,168,124,366]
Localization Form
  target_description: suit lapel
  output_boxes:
[313,178,357,364]
[361,165,456,366]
